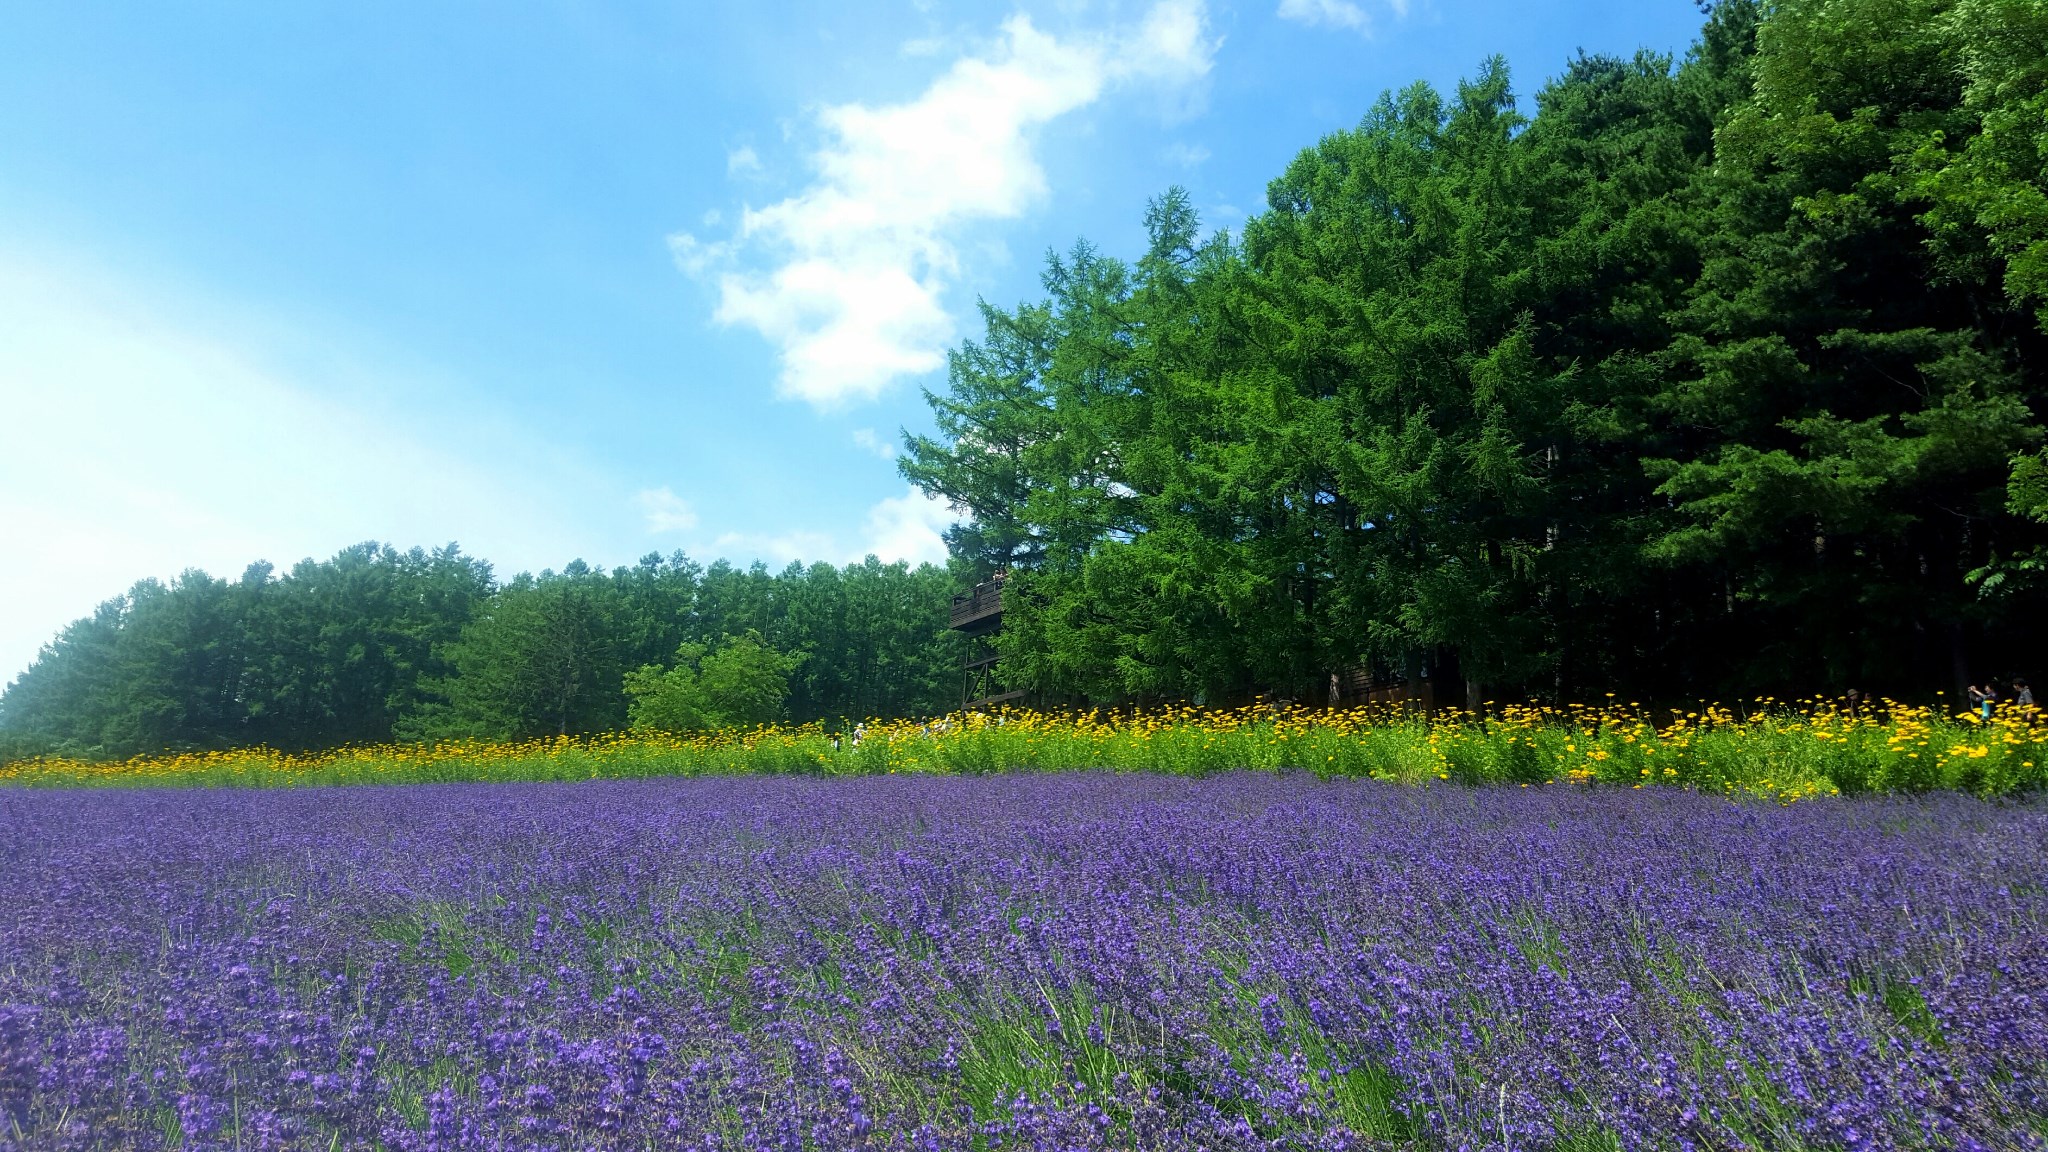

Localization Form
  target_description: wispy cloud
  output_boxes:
[0,248,598,685]
[674,2,1218,408]
[726,145,762,176]
[851,427,897,460]
[636,486,699,533]
[1277,0,1367,30]
[1276,0,1407,33]
[709,529,839,569]
[858,486,954,566]
[1162,141,1211,167]
[710,486,954,569]
[667,231,732,276]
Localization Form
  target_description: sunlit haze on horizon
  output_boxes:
[0,0,1708,684]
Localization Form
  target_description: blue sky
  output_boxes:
[0,0,1709,682]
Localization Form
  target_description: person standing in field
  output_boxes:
[1981,683,1999,721]
[2015,679,2035,709]
[1968,684,1988,716]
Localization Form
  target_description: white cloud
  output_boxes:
[1276,0,1371,31]
[1125,0,1217,87]
[726,145,762,176]
[667,231,732,276]
[710,486,955,569]
[709,529,840,569]
[683,2,1217,408]
[1162,141,1211,167]
[636,486,700,533]
[851,427,897,460]
[856,486,955,566]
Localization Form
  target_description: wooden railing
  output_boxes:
[949,577,1006,630]
[1332,664,1435,710]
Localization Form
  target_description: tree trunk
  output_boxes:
[1949,620,1970,709]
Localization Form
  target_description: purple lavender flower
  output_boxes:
[0,777,2041,1148]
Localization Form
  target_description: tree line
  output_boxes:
[0,543,963,758]
[904,0,2048,709]
[9,0,2044,755]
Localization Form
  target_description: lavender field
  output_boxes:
[2,776,2043,1151]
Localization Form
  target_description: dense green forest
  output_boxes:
[0,544,962,757]
[906,0,2048,708]
[6,0,2046,756]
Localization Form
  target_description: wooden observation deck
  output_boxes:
[1330,664,1435,710]
[950,575,1023,708]
[949,577,1006,633]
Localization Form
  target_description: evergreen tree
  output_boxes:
[906,0,2048,706]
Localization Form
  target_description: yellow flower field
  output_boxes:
[4,697,2042,799]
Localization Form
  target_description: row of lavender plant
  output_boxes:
[3,776,2043,1150]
